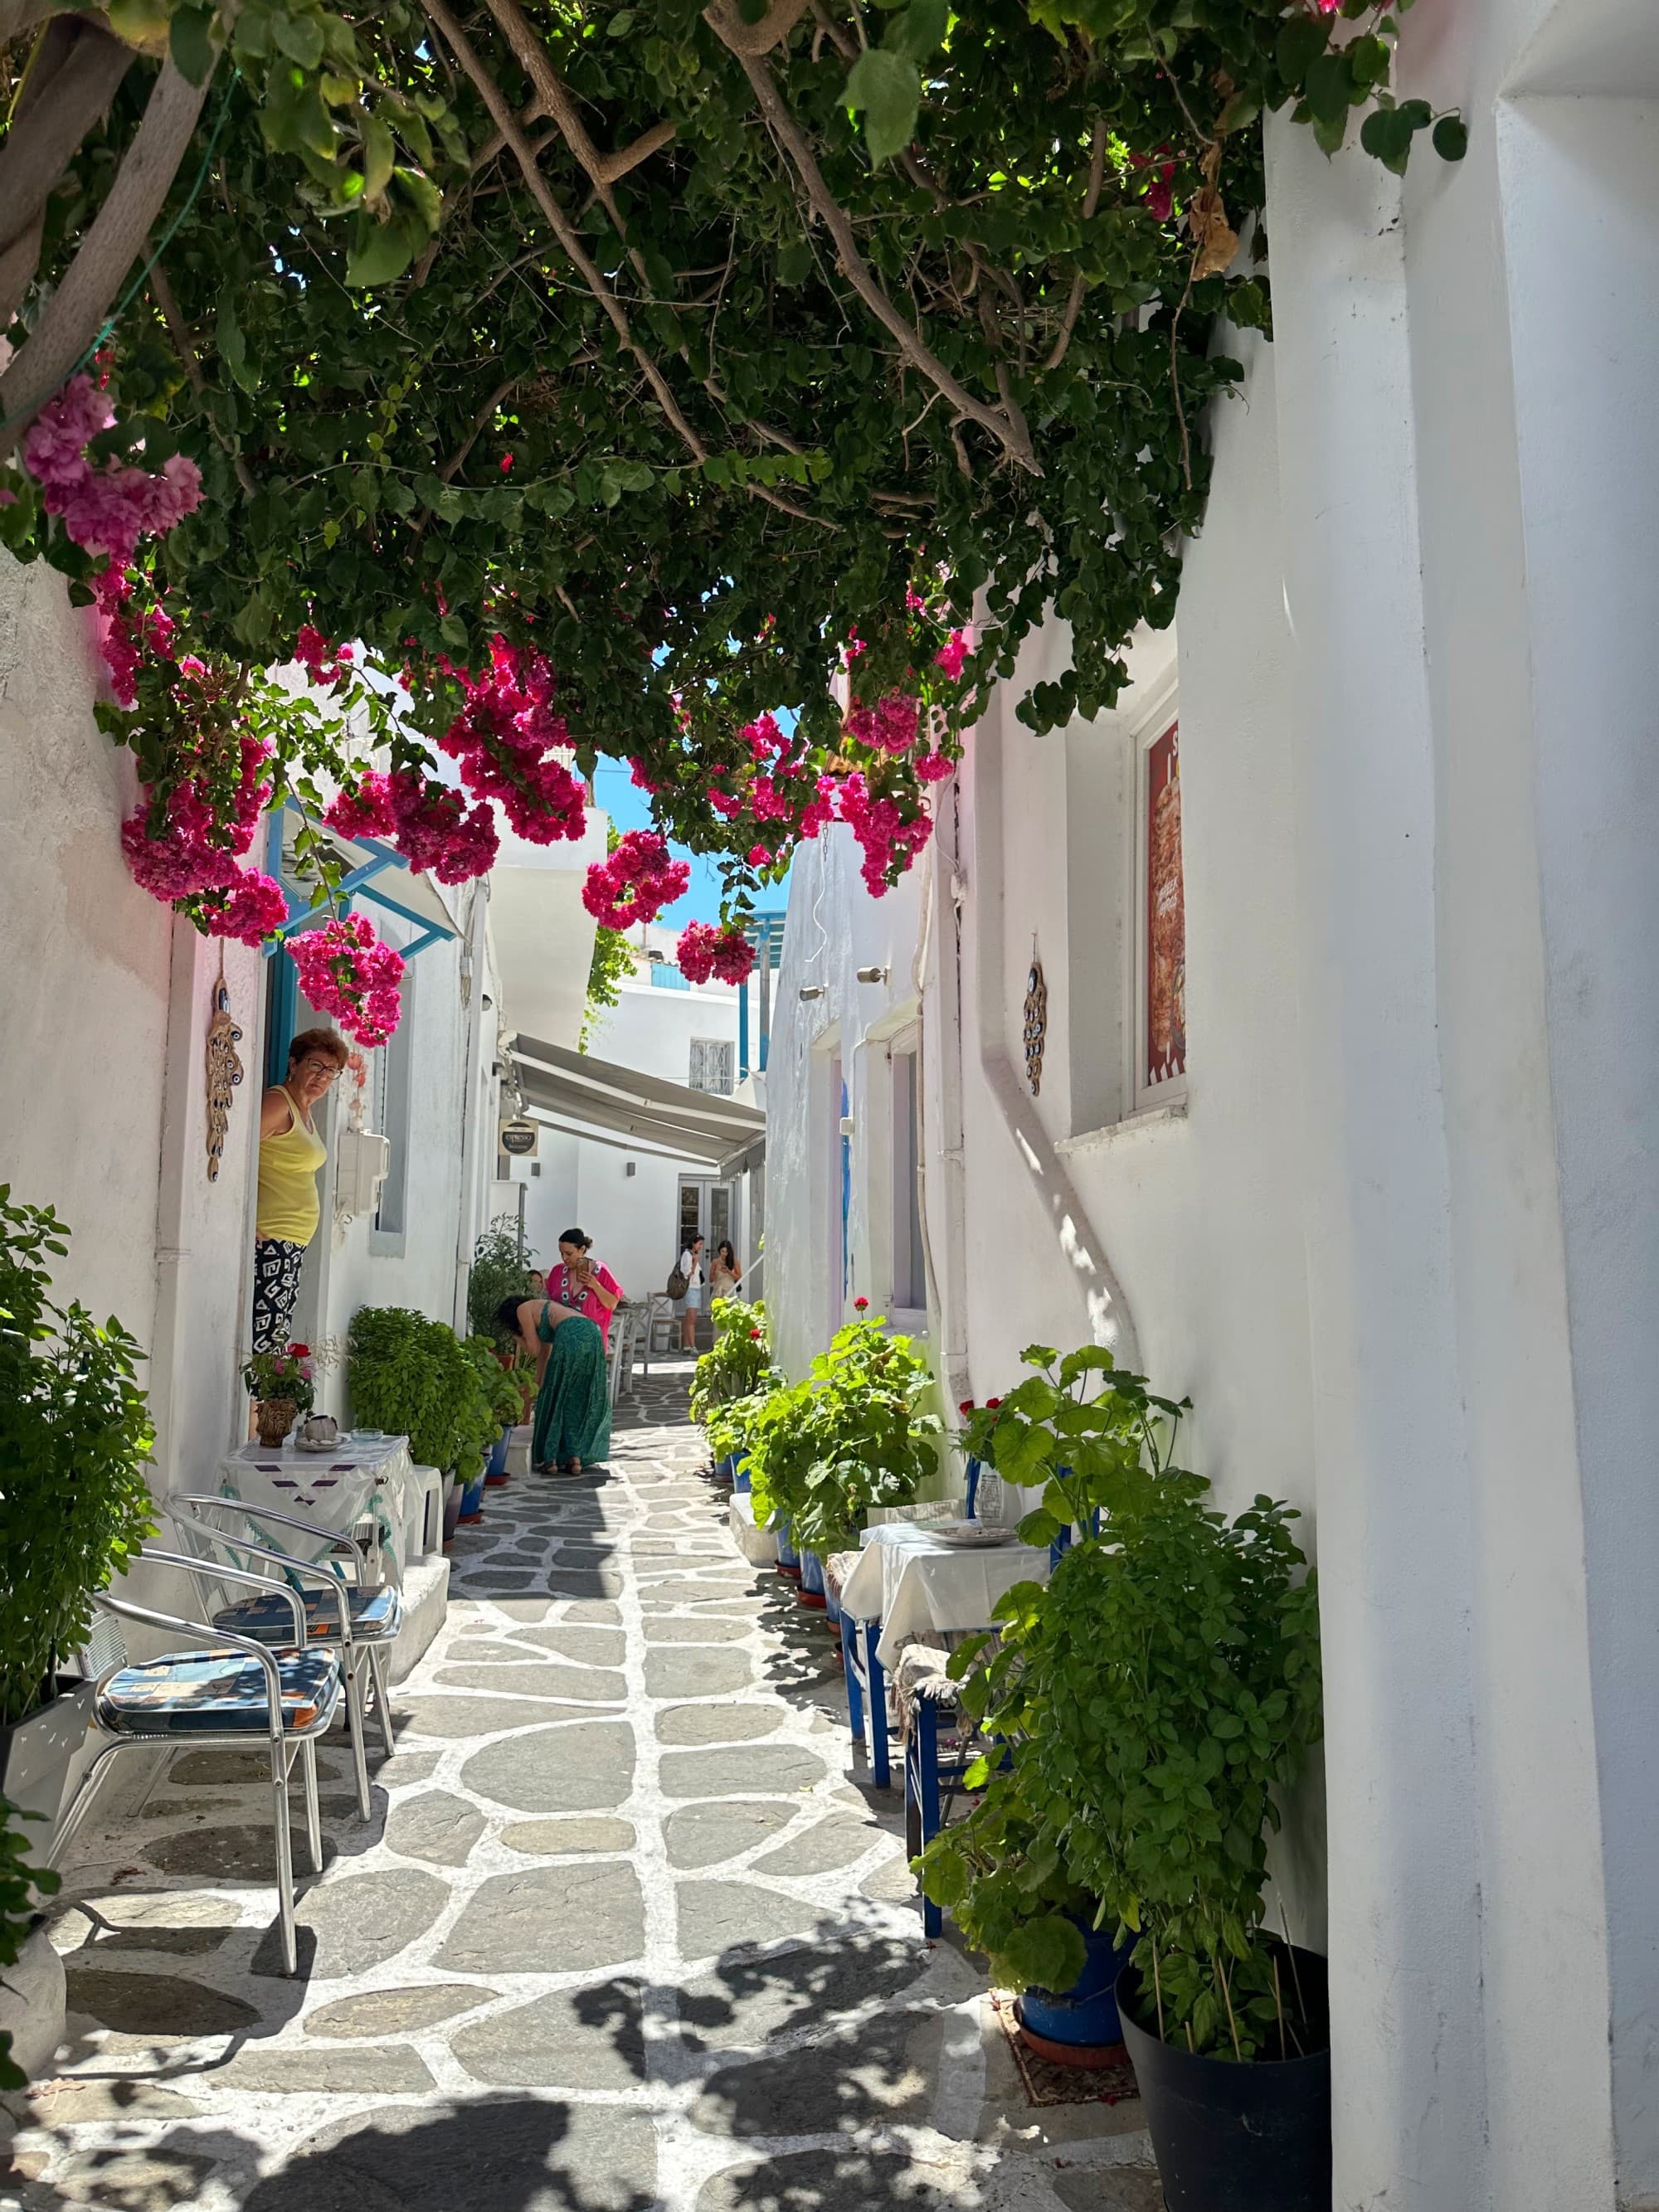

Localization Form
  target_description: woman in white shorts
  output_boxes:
[677,1234,705,1351]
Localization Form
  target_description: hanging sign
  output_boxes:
[499,1117,538,1157]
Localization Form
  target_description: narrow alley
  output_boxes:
[7,1373,1155,2212]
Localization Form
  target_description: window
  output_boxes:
[891,1046,925,1310]
[1135,718,1187,1108]
[689,1037,735,1095]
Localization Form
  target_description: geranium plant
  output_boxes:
[241,1344,317,1412]
[747,1310,941,1558]
[962,1344,1191,1539]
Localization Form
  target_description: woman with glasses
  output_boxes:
[253,1028,349,1359]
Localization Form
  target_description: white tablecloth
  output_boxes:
[839,1522,1051,1668]
[216,1434,422,1576]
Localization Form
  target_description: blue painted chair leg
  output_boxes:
[916,1698,942,1935]
[865,1621,891,1789]
[841,1612,866,1748]
[965,1456,980,1522]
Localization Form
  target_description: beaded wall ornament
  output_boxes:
[204,957,244,1181]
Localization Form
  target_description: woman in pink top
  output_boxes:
[548,1228,623,1344]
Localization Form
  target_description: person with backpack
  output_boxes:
[674,1233,705,1352]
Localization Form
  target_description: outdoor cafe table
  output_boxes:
[214,1433,428,1579]
[839,1520,1052,1670]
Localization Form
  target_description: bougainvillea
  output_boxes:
[435,638,587,844]
[324,769,499,885]
[289,913,406,1048]
[582,832,692,931]
[19,377,202,574]
[676,921,758,988]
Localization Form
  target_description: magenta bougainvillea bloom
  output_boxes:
[582,829,691,929]
[677,920,757,986]
[289,913,406,1047]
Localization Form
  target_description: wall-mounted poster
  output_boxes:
[1146,722,1186,1088]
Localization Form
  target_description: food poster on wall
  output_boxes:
[1146,722,1186,1087]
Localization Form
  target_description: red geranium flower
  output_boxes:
[958,1399,975,1414]
[985,1396,1002,1409]
[288,1344,310,1358]
[854,1297,868,1310]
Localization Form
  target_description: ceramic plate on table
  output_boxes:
[932,1521,1019,1548]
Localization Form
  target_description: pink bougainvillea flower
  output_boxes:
[289,912,406,1047]
[934,630,971,681]
[677,920,757,986]
[582,829,691,930]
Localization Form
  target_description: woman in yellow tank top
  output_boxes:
[252,1027,349,1356]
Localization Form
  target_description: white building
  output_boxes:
[497,922,764,1311]
[0,551,596,1682]
[765,2,1659,2200]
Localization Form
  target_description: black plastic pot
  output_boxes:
[1117,1944,1331,2212]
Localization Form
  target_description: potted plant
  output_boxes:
[690,1300,778,1478]
[747,1307,940,1603]
[348,1305,498,1500]
[0,1799,62,2087]
[467,1214,538,1354]
[0,1189,155,1845]
[922,1347,1327,2205]
[460,1338,517,1516]
[241,1343,317,1445]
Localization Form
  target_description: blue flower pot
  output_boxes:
[776,1518,800,1576]
[825,1577,844,1626]
[733,1454,752,1494]
[459,1475,485,1524]
[716,1453,736,1482]
[797,1548,827,1607]
[1019,1917,1139,2049]
[484,1425,511,1485]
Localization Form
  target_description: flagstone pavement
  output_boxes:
[3,1367,1157,2212]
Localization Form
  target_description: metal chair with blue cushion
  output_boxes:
[52,1554,342,1976]
[165,1494,403,1822]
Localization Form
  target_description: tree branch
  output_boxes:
[0,18,134,334]
[703,0,813,56]
[0,56,214,464]
[1044,119,1107,372]
[423,0,830,527]
[714,32,1039,474]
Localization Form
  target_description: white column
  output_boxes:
[1265,116,1490,2210]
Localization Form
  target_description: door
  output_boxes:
[677,1178,739,1271]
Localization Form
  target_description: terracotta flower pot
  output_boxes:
[255,1397,300,1446]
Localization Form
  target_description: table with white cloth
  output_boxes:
[214,1434,436,1580]
[839,1521,1051,1670]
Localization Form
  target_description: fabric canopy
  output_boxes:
[511,1033,764,1176]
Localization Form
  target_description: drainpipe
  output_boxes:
[967,698,1139,1365]
[918,784,972,1416]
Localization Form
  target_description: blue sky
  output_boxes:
[593,756,793,929]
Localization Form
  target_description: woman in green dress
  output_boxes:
[497,1296,611,1475]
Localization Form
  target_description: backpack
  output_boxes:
[666,1260,689,1300]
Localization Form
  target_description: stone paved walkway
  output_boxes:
[5,1369,1155,2212]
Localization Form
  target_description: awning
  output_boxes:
[511,1033,765,1175]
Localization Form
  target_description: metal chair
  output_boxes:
[51,1557,341,1975]
[165,1495,402,1821]
[640,1294,677,1370]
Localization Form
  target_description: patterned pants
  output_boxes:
[251,1239,306,1354]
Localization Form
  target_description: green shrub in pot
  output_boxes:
[0,1189,154,1733]
[348,1306,497,1485]
[747,1310,940,1558]
[689,1300,777,1427]
[922,1393,1322,2059]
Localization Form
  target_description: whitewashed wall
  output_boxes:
[1,552,262,1640]
[765,0,1657,2191]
